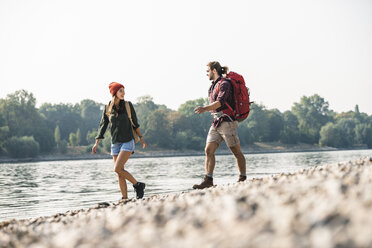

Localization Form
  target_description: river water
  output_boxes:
[0,149,371,222]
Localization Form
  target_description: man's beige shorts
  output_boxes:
[206,121,240,147]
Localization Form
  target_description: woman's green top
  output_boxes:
[95,100,139,144]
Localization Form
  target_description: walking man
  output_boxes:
[193,61,246,189]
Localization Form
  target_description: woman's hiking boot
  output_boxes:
[238,175,247,182]
[133,182,146,199]
[193,175,213,189]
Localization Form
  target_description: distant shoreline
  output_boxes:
[0,145,369,164]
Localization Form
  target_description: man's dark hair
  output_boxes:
[207,61,229,76]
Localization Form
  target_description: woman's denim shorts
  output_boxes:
[111,139,135,155]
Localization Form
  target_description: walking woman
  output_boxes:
[92,82,147,199]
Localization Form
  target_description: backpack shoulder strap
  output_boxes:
[216,77,231,93]
[216,78,235,115]
[125,101,135,127]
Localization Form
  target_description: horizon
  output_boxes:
[1,0,371,115]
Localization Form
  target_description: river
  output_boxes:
[0,149,371,222]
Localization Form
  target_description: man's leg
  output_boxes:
[193,124,224,189]
[205,142,220,175]
[229,144,247,181]
[221,121,247,182]
[193,142,219,189]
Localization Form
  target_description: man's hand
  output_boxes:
[194,106,206,114]
[194,101,221,114]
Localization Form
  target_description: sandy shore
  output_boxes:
[1,157,372,248]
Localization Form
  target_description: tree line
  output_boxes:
[0,90,371,158]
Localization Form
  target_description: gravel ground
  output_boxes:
[1,157,372,248]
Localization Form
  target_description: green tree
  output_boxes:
[144,109,173,148]
[79,99,102,145]
[76,128,81,146]
[86,130,98,145]
[58,140,68,154]
[176,98,214,149]
[54,125,61,143]
[0,124,9,155]
[280,111,300,144]
[319,118,358,148]
[0,111,8,142]
[335,110,369,126]
[355,104,360,114]
[178,98,213,137]
[69,133,78,146]
[354,123,369,145]
[0,126,10,142]
[102,132,111,153]
[134,95,159,132]
[319,122,342,147]
[267,109,283,141]
[366,123,372,148]
[292,94,331,144]
[4,136,40,158]
[241,104,270,142]
[336,118,358,147]
[33,128,55,152]
[237,124,254,146]
[80,99,102,122]
[0,111,10,147]
[0,90,55,152]
[39,103,82,142]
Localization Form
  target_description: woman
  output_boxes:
[92,82,147,199]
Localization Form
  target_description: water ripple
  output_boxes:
[0,149,371,221]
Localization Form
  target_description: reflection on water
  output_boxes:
[0,149,370,221]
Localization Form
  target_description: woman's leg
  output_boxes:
[114,151,146,199]
[113,155,128,199]
[114,151,138,184]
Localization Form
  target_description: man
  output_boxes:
[193,61,246,189]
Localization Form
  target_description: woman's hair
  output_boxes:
[207,61,229,76]
[106,96,117,118]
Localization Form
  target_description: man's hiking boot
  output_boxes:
[133,182,146,199]
[238,175,247,182]
[193,175,213,189]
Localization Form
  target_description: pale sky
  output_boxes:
[1,0,371,114]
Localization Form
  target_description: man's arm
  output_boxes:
[195,80,231,114]
[194,101,222,114]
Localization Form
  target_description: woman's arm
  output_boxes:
[135,127,147,149]
[95,105,109,139]
[92,139,100,154]
[92,106,109,154]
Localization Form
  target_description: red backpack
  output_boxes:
[217,71,252,122]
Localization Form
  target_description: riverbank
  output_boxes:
[0,142,359,164]
[1,157,372,248]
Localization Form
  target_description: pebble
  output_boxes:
[1,157,372,248]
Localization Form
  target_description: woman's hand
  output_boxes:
[92,144,98,154]
[140,137,147,149]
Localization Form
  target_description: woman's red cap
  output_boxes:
[108,82,124,96]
